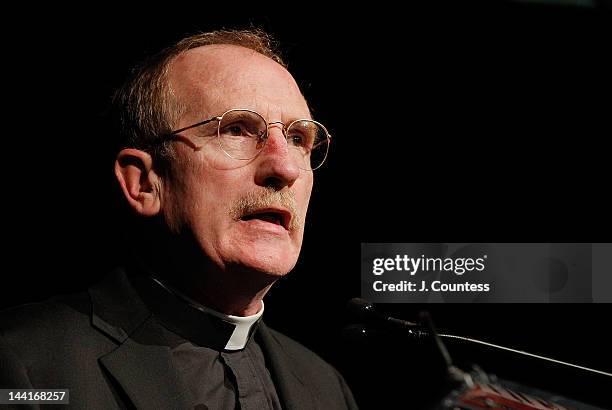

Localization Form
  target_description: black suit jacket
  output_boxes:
[0,269,357,409]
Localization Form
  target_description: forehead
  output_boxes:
[168,45,310,120]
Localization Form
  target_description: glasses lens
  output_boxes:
[218,110,267,160]
[286,120,330,170]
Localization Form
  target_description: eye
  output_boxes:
[288,134,306,147]
[221,122,251,137]
[227,125,243,135]
[287,129,316,151]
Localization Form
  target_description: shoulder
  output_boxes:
[0,291,90,334]
[0,291,105,367]
[1,291,89,334]
[0,267,142,353]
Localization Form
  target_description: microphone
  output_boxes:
[345,301,612,408]
[345,298,612,379]
[346,298,428,338]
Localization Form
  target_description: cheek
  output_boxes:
[185,170,238,224]
[162,157,231,231]
[299,175,314,216]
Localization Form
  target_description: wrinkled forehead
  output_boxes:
[167,45,311,121]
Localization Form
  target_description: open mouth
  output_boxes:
[240,210,290,230]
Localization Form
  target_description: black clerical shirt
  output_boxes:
[129,274,283,410]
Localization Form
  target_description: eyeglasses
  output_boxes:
[166,108,331,171]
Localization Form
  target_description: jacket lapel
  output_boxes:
[98,335,192,409]
[257,323,316,410]
[89,268,193,408]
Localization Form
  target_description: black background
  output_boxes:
[3,1,611,408]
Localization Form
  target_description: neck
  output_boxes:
[132,237,276,316]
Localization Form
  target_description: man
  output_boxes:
[0,29,357,409]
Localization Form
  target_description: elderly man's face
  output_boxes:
[162,45,314,277]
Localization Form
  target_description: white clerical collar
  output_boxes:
[150,277,264,351]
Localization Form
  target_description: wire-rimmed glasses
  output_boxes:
[167,108,331,171]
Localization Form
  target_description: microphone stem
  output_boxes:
[439,333,612,378]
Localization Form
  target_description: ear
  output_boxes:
[115,149,162,217]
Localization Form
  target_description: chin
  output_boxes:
[219,224,304,277]
[231,246,300,277]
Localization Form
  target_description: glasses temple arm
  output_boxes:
[166,117,219,137]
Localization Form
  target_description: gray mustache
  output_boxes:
[230,187,301,231]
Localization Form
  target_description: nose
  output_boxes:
[253,123,300,190]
